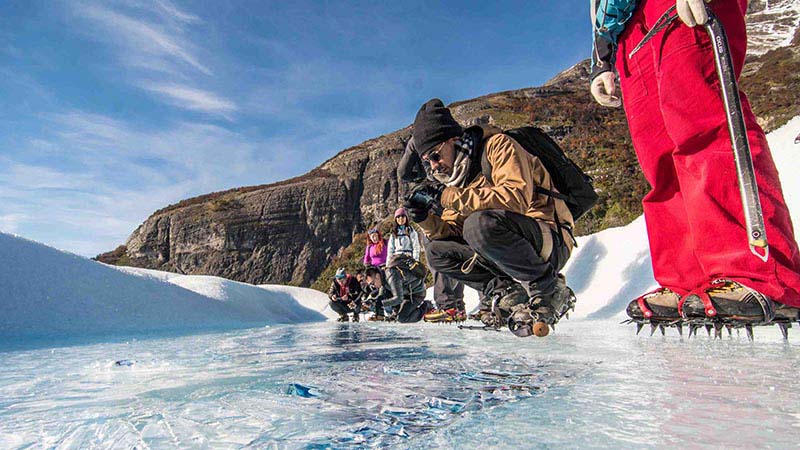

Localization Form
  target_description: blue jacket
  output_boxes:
[591,0,638,79]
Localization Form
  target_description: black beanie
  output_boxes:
[412,98,463,156]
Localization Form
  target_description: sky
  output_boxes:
[0,0,593,256]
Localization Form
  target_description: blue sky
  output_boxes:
[0,0,592,256]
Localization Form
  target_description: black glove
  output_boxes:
[403,199,429,223]
[405,181,444,208]
[397,140,427,183]
[403,181,445,222]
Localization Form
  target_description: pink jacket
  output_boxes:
[363,239,388,267]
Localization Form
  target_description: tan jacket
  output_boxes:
[418,125,574,252]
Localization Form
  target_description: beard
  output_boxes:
[433,150,471,187]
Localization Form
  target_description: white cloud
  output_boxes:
[142,82,237,115]
[152,0,202,25]
[68,1,238,118]
[0,214,26,233]
[75,2,211,76]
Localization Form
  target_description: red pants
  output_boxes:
[617,0,800,306]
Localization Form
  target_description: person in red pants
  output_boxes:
[590,0,800,325]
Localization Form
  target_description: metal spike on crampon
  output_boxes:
[689,324,699,338]
[676,323,683,337]
[778,322,789,340]
[650,323,658,336]
[705,324,713,337]
[659,325,666,336]
[714,323,724,340]
[745,324,754,341]
[636,323,644,335]
[726,324,733,338]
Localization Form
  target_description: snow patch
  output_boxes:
[767,115,800,240]
[746,0,800,56]
[0,235,327,347]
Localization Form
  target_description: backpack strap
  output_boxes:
[534,186,572,204]
[481,141,575,253]
[536,220,553,262]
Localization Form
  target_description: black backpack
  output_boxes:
[480,127,598,221]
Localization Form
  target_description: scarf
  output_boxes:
[433,128,480,188]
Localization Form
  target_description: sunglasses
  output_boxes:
[422,140,448,163]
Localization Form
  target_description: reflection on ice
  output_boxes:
[1,320,799,448]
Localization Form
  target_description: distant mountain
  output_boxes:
[98,4,800,288]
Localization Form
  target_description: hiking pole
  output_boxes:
[704,9,769,263]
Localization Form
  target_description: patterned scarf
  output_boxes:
[433,129,479,188]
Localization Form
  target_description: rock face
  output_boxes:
[746,0,800,56]
[98,6,800,287]
[107,130,411,286]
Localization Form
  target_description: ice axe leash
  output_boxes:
[629,6,769,263]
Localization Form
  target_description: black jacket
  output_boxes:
[328,275,362,302]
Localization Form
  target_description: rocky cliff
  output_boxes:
[98,4,800,287]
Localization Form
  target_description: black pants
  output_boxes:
[422,234,465,310]
[330,299,360,317]
[425,209,568,299]
[433,271,465,310]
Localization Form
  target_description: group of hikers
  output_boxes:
[331,0,800,338]
[328,206,466,324]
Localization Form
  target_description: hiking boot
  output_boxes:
[482,280,529,321]
[626,288,681,321]
[774,303,800,321]
[423,309,447,322]
[529,276,575,325]
[682,280,775,322]
[508,275,576,337]
[337,314,350,322]
[352,313,360,322]
[423,308,466,323]
[469,310,498,327]
[368,314,386,322]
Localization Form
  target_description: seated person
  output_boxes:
[355,270,372,313]
[364,266,431,323]
[327,268,363,322]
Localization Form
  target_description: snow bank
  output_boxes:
[119,267,338,321]
[256,284,339,320]
[768,115,800,240]
[563,217,655,320]
[0,235,327,347]
[115,267,338,319]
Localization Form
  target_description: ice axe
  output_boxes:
[629,6,769,263]
[705,9,769,262]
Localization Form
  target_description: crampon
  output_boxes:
[621,280,799,341]
[507,286,577,338]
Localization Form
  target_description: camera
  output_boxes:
[406,190,436,210]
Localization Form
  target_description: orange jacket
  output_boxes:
[418,125,574,251]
